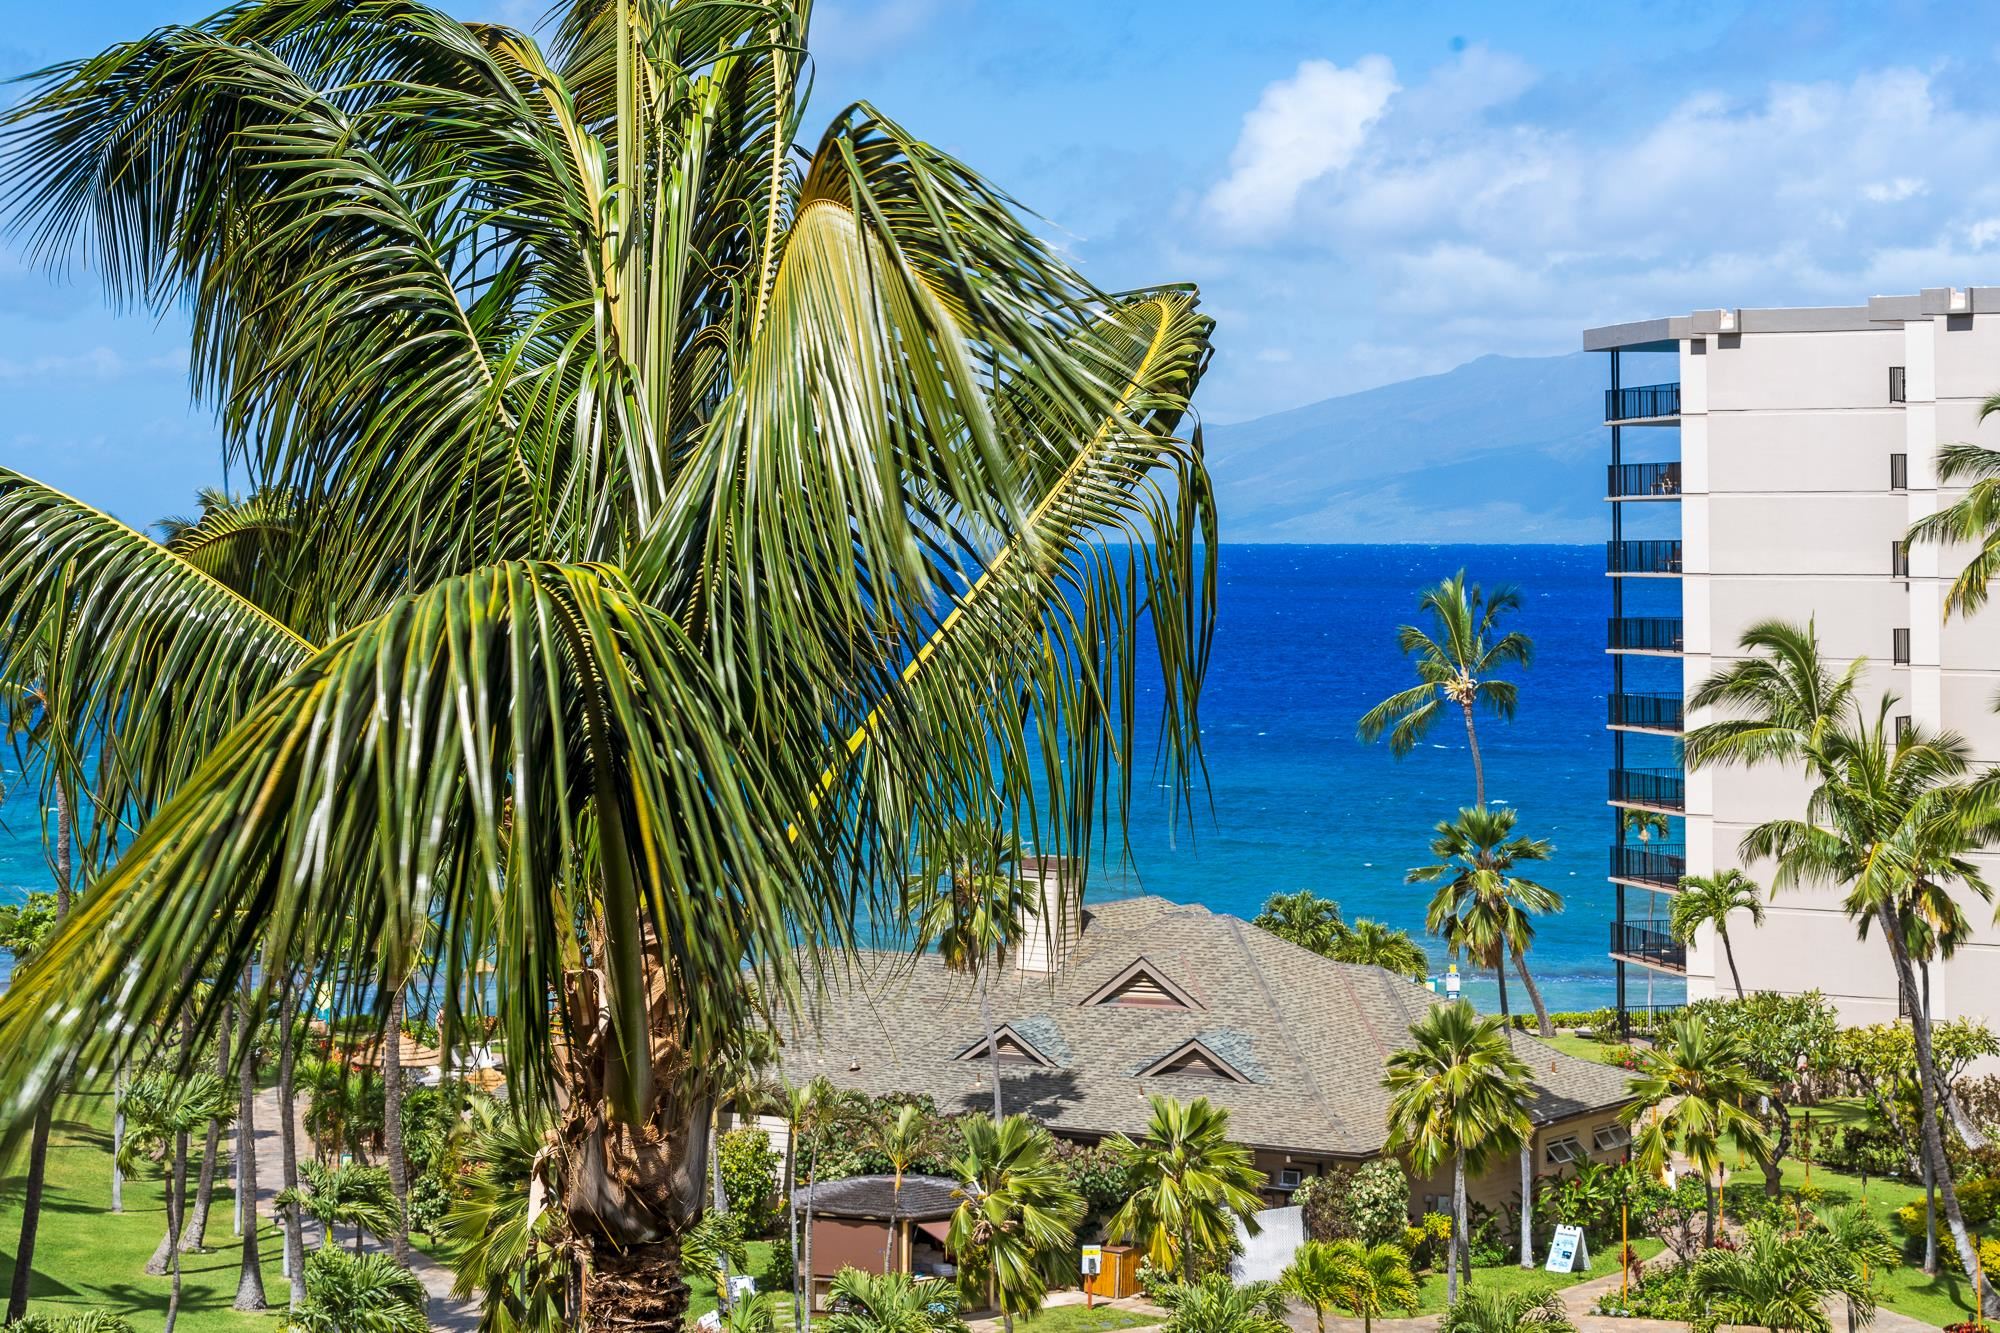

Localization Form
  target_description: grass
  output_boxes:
[1410,1237,1664,1314]
[0,1088,289,1332]
[1720,1156,1983,1327]
[1016,1305,1160,1333]
[687,1238,782,1319]
[1539,1033,1633,1067]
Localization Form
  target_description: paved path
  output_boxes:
[249,1087,483,1332]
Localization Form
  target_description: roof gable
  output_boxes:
[1080,956,1203,1010]
[954,1023,1057,1068]
[1137,1037,1253,1084]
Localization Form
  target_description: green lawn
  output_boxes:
[1016,1305,1160,1333]
[1410,1237,1663,1314]
[1539,1033,1631,1067]
[0,1089,289,1332]
[688,1238,782,1319]
[1721,1156,1981,1327]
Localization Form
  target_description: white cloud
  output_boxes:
[812,0,957,66]
[0,347,178,382]
[1969,217,2000,249]
[1203,56,1398,238]
[1864,177,1928,202]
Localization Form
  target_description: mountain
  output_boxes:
[1203,352,1607,543]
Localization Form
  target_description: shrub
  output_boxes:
[1297,1159,1408,1245]
[406,1169,456,1234]
[1049,1136,1130,1221]
[1594,1259,1698,1321]
[720,1127,784,1234]
[764,1231,796,1291]
[3,1314,136,1333]
[1158,1275,1287,1333]
[1399,1212,1452,1271]
[1895,1176,2000,1240]
[282,1247,428,1333]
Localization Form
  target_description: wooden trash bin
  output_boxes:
[1083,1243,1140,1300]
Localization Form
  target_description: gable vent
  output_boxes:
[1138,1039,1252,1084]
[1081,957,1202,1010]
[955,1024,1056,1069]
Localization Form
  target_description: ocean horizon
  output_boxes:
[0,543,1678,1012]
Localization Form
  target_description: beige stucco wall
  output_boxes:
[1408,1106,1633,1219]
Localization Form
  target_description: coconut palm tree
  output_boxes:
[947,1114,1083,1332]
[1106,1094,1266,1282]
[1907,438,2000,618]
[1252,890,1346,956]
[1330,918,1431,981]
[1670,871,1765,998]
[1409,807,1563,1036]
[1622,1012,1771,1245]
[1281,1239,1417,1333]
[1356,571,1532,808]
[1621,808,1672,843]
[879,1103,926,1271]
[1437,1289,1576,1333]
[1383,1000,1532,1304]
[286,1247,429,1333]
[0,2,1216,1323]
[119,1070,238,1333]
[821,1269,969,1333]
[0,887,62,1326]
[906,822,1033,1122]
[234,974,267,1312]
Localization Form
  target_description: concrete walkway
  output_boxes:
[248,1087,483,1332]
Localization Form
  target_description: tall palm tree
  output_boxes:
[119,1070,238,1333]
[1409,807,1562,1036]
[1908,438,2000,618]
[1281,1239,1416,1333]
[947,1115,1083,1332]
[1356,571,1532,809]
[1670,871,1764,999]
[0,1,1216,1323]
[1330,919,1430,981]
[1383,1000,1531,1304]
[907,822,1033,1121]
[1622,1013,1771,1245]
[878,1103,925,1272]
[234,973,267,1312]
[1106,1094,1266,1282]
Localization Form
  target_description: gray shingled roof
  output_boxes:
[792,1174,961,1220]
[775,896,1633,1159]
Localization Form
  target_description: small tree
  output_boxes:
[1437,1289,1576,1333]
[1670,871,1764,998]
[282,1247,428,1333]
[1689,992,1838,1196]
[119,1070,236,1333]
[1106,1094,1266,1281]
[1253,891,1346,956]
[1281,1239,1416,1333]
[277,1161,400,1254]
[820,1269,969,1333]
[1623,1013,1771,1245]
[947,1115,1083,1331]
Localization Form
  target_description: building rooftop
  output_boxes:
[791,1174,962,1221]
[773,896,1632,1160]
[1581,287,1997,352]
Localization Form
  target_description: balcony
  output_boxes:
[1610,767,1684,812]
[1605,383,1681,424]
[1608,692,1683,733]
[1607,540,1683,576]
[1607,462,1682,500]
[1610,921,1687,974]
[1607,617,1683,654]
[1610,843,1686,889]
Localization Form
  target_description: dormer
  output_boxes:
[1080,957,1202,1010]
[1137,1038,1252,1084]
[954,1023,1057,1068]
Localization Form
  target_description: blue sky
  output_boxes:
[6,0,2000,524]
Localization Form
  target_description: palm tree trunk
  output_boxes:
[278,980,306,1306]
[979,966,1004,1121]
[786,1117,801,1331]
[1449,1149,1466,1302]
[236,977,267,1311]
[382,986,410,1266]
[710,1102,735,1313]
[1461,703,1485,808]
[1704,1179,1716,1247]
[1879,903,1993,1312]
[882,1167,901,1273]
[1923,1155,1938,1275]
[1513,949,1554,1037]
[112,1061,126,1214]
[164,1128,189,1333]
[1494,941,1511,1019]
[802,1131,819,1333]
[1720,928,1745,999]
[1519,1145,1534,1268]
[184,1003,232,1251]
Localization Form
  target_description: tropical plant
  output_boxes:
[281,1246,429,1333]
[1436,1289,1575,1333]
[1330,919,1430,981]
[879,1103,926,1270]
[119,1069,237,1333]
[1280,1239,1417,1333]
[1295,1159,1410,1247]
[1908,438,2000,618]
[947,1115,1083,1330]
[0,0,1215,1324]
[2,1314,135,1333]
[718,1127,785,1234]
[1253,890,1346,956]
[0,890,61,1325]
[1159,1275,1288,1333]
[1620,808,1671,844]
[1106,1094,1266,1282]
[1356,570,1532,808]
[1408,806,1562,1035]
[820,1269,968,1333]
[1670,871,1765,998]
[1689,1222,1853,1333]
[906,821,1035,1121]
[440,1096,572,1333]
[1622,1012,1771,1245]
[277,1161,400,1255]
[725,1292,785,1333]
[1817,1204,1896,1333]
[686,1209,752,1311]
[1382,1000,1532,1304]
[1687,991,1839,1195]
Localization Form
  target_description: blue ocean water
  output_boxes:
[0,544,1671,1010]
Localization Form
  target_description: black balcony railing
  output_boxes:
[1608,693,1684,731]
[1610,921,1687,973]
[1610,768,1685,811]
[1606,383,1681,422]
[1608,462,1682,498]
[1607,617,1684,652]
[1607,540,1683,574]
[1611,843,1686,888]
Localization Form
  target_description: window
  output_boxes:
[1891,453,1909,490]
[1545,1136,1586,1166]
[1891,540,1909,578]
[1896,715,1913,742]
[1277,1168,1303,1191]
[1890,366,1908,403]
[1893,628,1911,665]
[1592,1123,1631,1153]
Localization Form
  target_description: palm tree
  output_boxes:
[1690,1223,1854,1333]
[1436,1289,1576,1333]
[1817,1203,1896,1333]
[1330,918,1430,981]
[1409,807,1563,1036]
[1356,570,1532,808]
[821,1269,969,1333]
[947,1115,1083,1332]
[1622,1013,1771,1245]
[0,886,63,1326]
[1908,438,2000,618]
[119,1070,237,1333]
[1280,1239,1416,1333]
[1621,808,1672,843]
[1383,1001,1532,1304]
[726,1292,786,1333]
[0,1,1215,1323]
[879,1103,926,1272]
[234,974,267,1312]
[907,821,1034,1121]
[1106,1094,1266,1282]
[1161,1275,1289,1333]
[278,1161,401,1255]
[286,1247,429,1333]
[441,1097,572,1332]
[1253,890,1346,956]
[1670,871,1765,998]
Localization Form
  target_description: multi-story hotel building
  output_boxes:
[1583,289,2000,1031]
